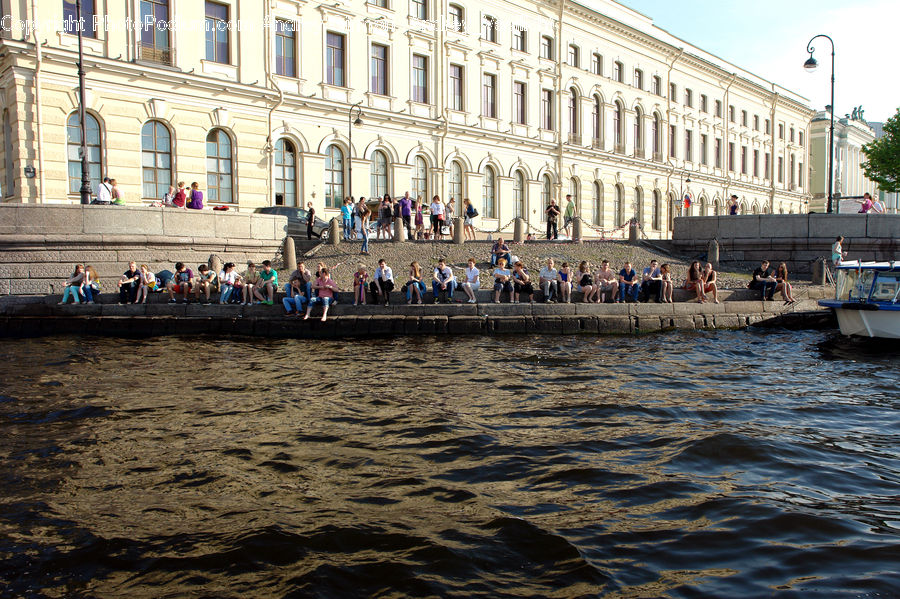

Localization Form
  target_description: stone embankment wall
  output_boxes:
[0,205,288,295]
[672,214,900,273]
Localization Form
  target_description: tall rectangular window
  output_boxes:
[728,105,735,123]
[482,73,497,118]
[512,26,526,51]
[728,142,735,171]
[613,61,623,83]
[514,81,526,125]
[449,64,464,111]
[765,119,771,134]
[652,76,661,96]
[542,89,553,130]
[64,0,98,38]
[765,152,771,179]
[741,145,747,174]
[684,89,692,108]
[741,110,748,127]
[700,134,708,165]
[753,149,760,177]
[592,53,603,75]
[412,54,428,103]
[326,32,346,86]
[753,115,759,131]
[275,20,296,77]
[448,4,464,32]
[567,45,579,68]
[778,123,785,139]
[700,94,708,113]
[669,82,677,101]
[778,156,784,183]
[205,2,230,64]
[370,44,388,95]
[540,36,553,60]
[669,125,677,158]
[715,138,722,168]
[799,131,805,146]
[633,69,643,90]
[411,0,427,20]
[140,0,170,52]
[685,129,693,161]
[715,100,722,118]
[481,15,496,42]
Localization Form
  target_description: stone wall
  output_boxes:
[0,205,288,295]
[672,214,900,273]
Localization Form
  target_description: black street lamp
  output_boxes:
[805,34,835,214]
[347,102,363,199]
[67,0,93,204]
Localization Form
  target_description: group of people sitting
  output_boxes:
[748,259,797,304]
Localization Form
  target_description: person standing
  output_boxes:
[399,192,413,240]
[341,198,353,240]
[446,198,456,239]
[831,236,847,266]
[728,194,739,215]
[545,200,560,240]
[358,198,371,255]
[429,195,444,240]
[562,194,576,238]
[463,198,477,241]
[306,201,316,240]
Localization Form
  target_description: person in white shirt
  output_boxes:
[218,262,239,304]
[431,258,455,303]
[445,198,456,239]
[539,258,559,303]
[461,257,480,303]
[872,197,886,214]
[95,177,112,204]
[370,259,395,306]
[429,195,445,240]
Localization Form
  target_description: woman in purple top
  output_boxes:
[187,182,204,210]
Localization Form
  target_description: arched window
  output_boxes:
[634,106,643,153]
[568,88,579,139]
[714,199,722,215]
[740,201,748,214]
[569,177,579,214]
[592,95,602,148]
[141,121,171,200]
[592,181,603,226]
[513,170,525,219]
[634,187,643,222]
[274,138,297,206]
[482,165,496,218]
[699,195,708,216]
[751,202,759,214]
[613,101,624,151]
[652,190,661,230]
[652,112,661,158]
[448,160,462,204]
[371,150,388,198]
[541,174,551,222]
[206,128,233,203]
[67,112,102,194]
[614,184,624,227]
[412,156,428,201]
[324,144,344,208]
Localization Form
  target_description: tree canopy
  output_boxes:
[862,107,900,193]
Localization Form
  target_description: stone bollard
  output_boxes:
[282,236,296,268]
[453,217,465,244]
[329,217,340,246]
[513,218,525,243]
[628,220,638,242]
[811,257,827,285]
[393,216,406,242]
[209,254,223,274]
[707,238,719,270]
[572,216,583,244]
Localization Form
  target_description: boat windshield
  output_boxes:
[871,271,900,303]
[835,269,859,300]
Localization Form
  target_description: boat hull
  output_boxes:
[819,301,900,339]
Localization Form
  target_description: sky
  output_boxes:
[616,0,899,124]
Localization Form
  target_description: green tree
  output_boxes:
[862,107,900,193]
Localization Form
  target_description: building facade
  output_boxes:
[867,121,898,214]
[0,0,813,238]
[808,109,880,214]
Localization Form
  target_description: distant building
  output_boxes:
[809,108,878,213]
[867,122,898,214]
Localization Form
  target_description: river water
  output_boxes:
[0,330,898,598]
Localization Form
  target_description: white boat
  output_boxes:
[818,261,900,339]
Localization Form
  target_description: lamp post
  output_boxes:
[69,0,92,205]
[804,34,835,214]
[347,102,363,199]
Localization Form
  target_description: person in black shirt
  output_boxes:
[117,261,140,304]
[306,202,316,240]
[749,260,777,300]
[545,200,561,240]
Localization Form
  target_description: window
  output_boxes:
[324,145,344,208]
[326,32,346,86]
[449,64,464,111]
[668,124,676,158]
[753,149,759,177]
[512,26,526,51]
[741,145,747,174]
[652,113,661,156]
[541,89,553,130]
[274,139,297,206]
[412,156,428,200]
[614,102,625,150]
[275,20,296,77]
[140,0,171,63]
[741,110,747,127]
[541,175,551,221]
[728,142,735,171]
[206,128,233,203]
[66,112,102,195]
[481,15,496,42]
[482,166,496,218]
[448,160,462,202]
[700,94,708,113]
[613,61,623,83]
[684,129,692,162]
[753,115,759,131]
[614,184,624,227]
[371,150,388,198]
[513,170,525,218]
[567,45,579,68]
[798,161,804,187]
[592,96,602,146]
[778,123,784,139]
[700,134,708,165]
[778,156,784,183]
[789,127,795,143]
[570,178,579,214]
[370,44,388,95]
[592,53,603,76]
[568,89,579,137]
[633,69,643,90]
[412,54,428,103]
[799,131,804,146]
[652,190,661,230]
[669,82,677,101]
[141,121,171,200]
[372,0,388,7]
[715,138,722,168]
[583,181,598,227]
[634,187,643,221]
[540,36,553,60]
[205,2,230,64]
[728,105,735,123]
[448,4,464,32]
[633,107,643,151]
[514,81,526,125]
[684,89,693,108]
[652,76,661,96]
[63,0,97,38]
[789,154,795,186]
[765,119,771,134]
[765,152,770,179]
[482,73,497,118]
[715,100,722,118]
[411,0,427,20]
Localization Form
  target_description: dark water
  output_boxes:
[0,331,898,598]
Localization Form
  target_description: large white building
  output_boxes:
[0,0,813,238]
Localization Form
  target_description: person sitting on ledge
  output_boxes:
[285,261,312,303]
[192,264,218,305]
[492,257,514,303]
[353,263,369,306]
[539,258,559,303]
[618,261,640,303]
[749,259,777,301]
[406,261,427,305]
[641,260,662,303]
[136,264,157,304]
[254,260,278,305]
[432,258,456,304]
[461,258,480,304]
[282,267,309,316]
[557,262,573,304]
[370,259,395,306]
[702,263,720,304]
[491,237,511,266]
[512,261,535,304]
[241,261,259,305]
[775,262,796,305]
[219,262,239,304]
[596,260,618,303]
[660,264,674,303]
[59,264,85,305]
[304,267,339,322]
[82,265,100,304]
[685,261,707,303]
[578,261,598,303]
[117,261,141,305]
[166,262,193,303]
